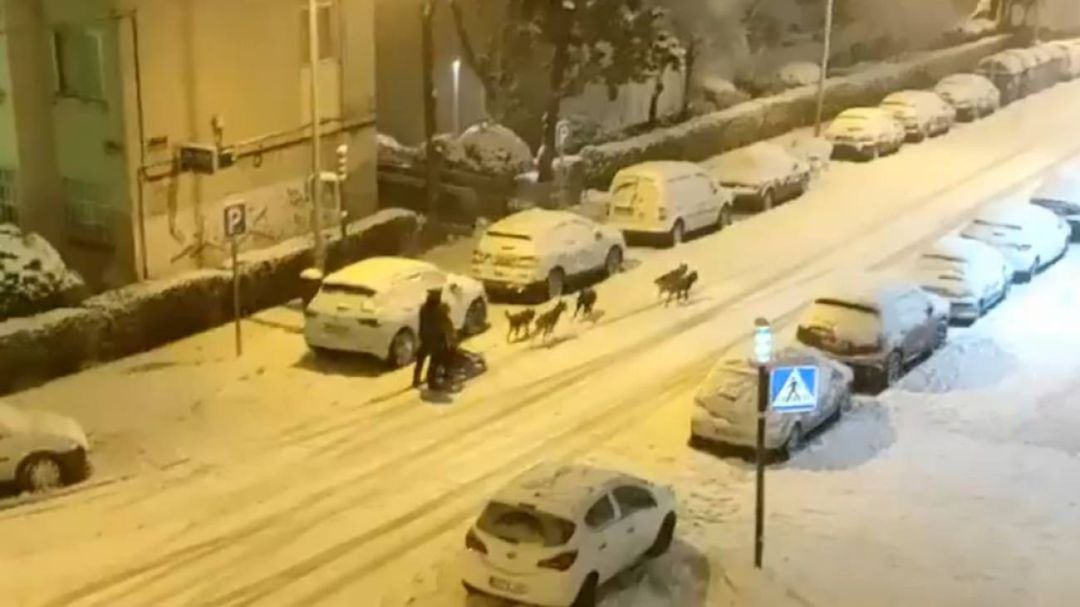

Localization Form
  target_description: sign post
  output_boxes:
[224,201,247,357]
[752,318,773,569]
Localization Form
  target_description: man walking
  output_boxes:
[413,288,446,389]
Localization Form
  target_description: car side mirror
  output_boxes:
[449,283,462,294]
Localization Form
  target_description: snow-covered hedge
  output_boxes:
[0,209,419,395]
[0,223,87,320]
[579,35,1014,187]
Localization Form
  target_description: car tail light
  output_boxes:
[537,550,578,571]
[357,318,379,327]
[465,529,488,554]
[658,208,667,221]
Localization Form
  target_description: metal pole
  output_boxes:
[452,59,462,134]
[813,0,835,137]
[754,363,768,568]
[421,0,441,218]
[231,237,242,357]
[308,0,326,272]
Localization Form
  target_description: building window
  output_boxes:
[300,3,337,64]
[51,26,106,102]
[0,169,17,225]
[63,179,113,247]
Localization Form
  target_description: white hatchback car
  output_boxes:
[462,463,677,607]
[908,235,1011,323]
[879,90,956,141]
[0,401,90,493]
[934,74,1000,121]
[473,209,626,301]
[960,203,1070,282]
[824,107,905,161]
[304,257,487,367]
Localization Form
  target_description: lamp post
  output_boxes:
[452,58,462,134]
[307,0,325,272]
[813,0,835,137]
[752,317,773,569]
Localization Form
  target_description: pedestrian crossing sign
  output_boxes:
[769,365,819,413]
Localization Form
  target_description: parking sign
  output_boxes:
[224,201,247,238]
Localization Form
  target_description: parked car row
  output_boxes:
[976,40,1080,105]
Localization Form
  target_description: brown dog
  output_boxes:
[505,308,536,342]
[532,300,568,341]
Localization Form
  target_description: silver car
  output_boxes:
[0,401,90,493]
[690,346,853,458]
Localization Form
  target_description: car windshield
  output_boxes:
[611,177,658,208]
[485,231,532,241]
[320,283,378,297]
[477,501,576,547]
[973,219,1022,231]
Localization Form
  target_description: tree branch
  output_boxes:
[448,0,497,95]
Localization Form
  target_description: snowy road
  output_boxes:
[3,80,1080,607]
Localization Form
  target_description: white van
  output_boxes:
[606,161,734,247]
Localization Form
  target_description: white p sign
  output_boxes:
[224,201,247,238]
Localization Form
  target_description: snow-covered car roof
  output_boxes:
[492,462,652,520]
[979,53,1025,73]
[937,73,993,91]
[614,160,705,182]
[1033,168,1080,206]
[705,142,803,187]
[882,90,940,106]
[486,208,586,237]
[926,234,991,261]
[323,257,438,290]
[811,276,919,312]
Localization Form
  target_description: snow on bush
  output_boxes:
[376,132,422,168]
[454,122,535,177]
[0,223,86,320]
[776,61,822,89]
[578,35,1011,187]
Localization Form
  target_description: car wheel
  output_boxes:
[17,454,65,493]
[717,205,733,230]
[882,351,903,390]
[571,573,599,607]
[546,267,566,300]
[646,513,676,558]
[785,423,805,457]
[604,246,624,277]
[668,219,685,247]
[934,321,948,350]
[760,189,775,212]
[463,298,487,335]
[387,329,417,368]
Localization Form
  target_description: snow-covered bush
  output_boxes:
[775,61,822,89]
[558,115,613,155]
[0,223,86,320]
[578,35,1010,187]
[376,132,422,168]
[455,122,534,177]
[694,76,752,113]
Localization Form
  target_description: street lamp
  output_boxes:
[452,58,462,134]
[752,317,772,569]
[307,0,325,271]
[813,0,835,137]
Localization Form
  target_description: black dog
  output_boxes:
[654,263,688,299]
[505,308,536,342]
[574,287,597,319]
[665,271,699,305]
[533,300,568,341]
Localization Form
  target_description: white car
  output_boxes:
[1047,40,1080,79]
[907,235,1011,323]
[934,74,1000,121]
[690,346,852,457]
[304,257,488,367]
[879,90,956,141]
[824,107,905,161]
[473,209,626,300]
[0,401,90,493]
[606,161,734,246]
[960,203,1070,282]
[704,142,813,212]
[1031,163,1080,242]
[462,462,677,607]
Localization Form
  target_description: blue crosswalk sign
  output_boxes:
[769,366,818,413]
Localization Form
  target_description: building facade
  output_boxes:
[1,0,377,289]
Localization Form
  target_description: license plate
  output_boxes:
[495,256,516,266]
[324,323,349,335]
[490,576,527,594]
[612,206,634,216]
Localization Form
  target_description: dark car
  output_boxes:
[796,280,950,392]
[1031,165,1080,242]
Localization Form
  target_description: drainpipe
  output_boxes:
[121,9,150,280]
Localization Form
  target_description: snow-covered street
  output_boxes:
[3,80,1080,607]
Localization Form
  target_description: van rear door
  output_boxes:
[610,175,659,225]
